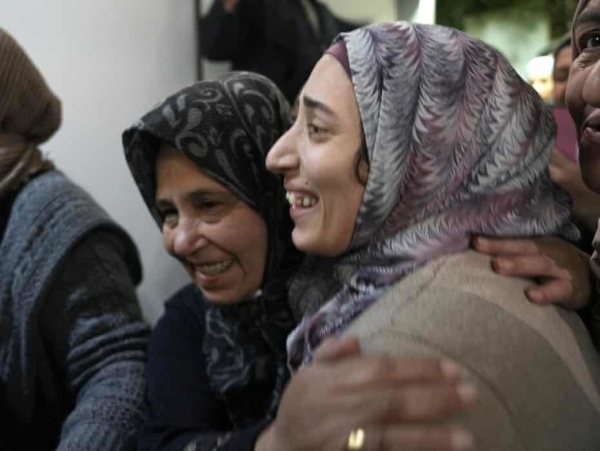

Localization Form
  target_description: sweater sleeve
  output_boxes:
[41,229,151,451]
[138,287,268,451]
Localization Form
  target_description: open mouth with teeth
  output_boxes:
[194,260,233,276]
[286,191,318,208]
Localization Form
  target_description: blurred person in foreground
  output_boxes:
[0,29,150,451]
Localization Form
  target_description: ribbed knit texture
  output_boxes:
[0,170,150,450]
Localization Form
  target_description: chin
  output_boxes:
[198,288,242,305]
[582,170,600,195]
[292,228,346,257]
[579,151,600,195]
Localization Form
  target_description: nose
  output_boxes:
[266,126,300,175]
[164,217,209,259]
[582,61,600,108]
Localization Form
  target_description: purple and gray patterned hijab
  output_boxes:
[287,22,579,370]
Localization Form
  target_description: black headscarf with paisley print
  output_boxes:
[123,72,302,439]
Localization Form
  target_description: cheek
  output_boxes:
[567,73,585,125]
[225,214,268,271]
[161,227,174,255]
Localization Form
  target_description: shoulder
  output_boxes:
[351,250,594,359]
[152,284,207,342]
[164,284,207,318]
[347,251,600,449]
[17,170,104,216]
[6,170,142,285]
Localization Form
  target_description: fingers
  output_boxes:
[471,236,539,256]
[314,337,361,362]
[472,236,586,307]
[525,279,574,305]
[492,254,573,305]
[362,425,474,451]
[492,254,571,280]
[348,381,478,424]
[326,356,462,391]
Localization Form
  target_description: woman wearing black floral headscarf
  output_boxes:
[124,72,303,450]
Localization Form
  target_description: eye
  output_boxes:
[307,123,325,137]
[583,33,600,50]
[194,200,221,211]
[159,209,178,227]
[587,35,600,49]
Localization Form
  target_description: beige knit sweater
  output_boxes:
[344,250,600,450]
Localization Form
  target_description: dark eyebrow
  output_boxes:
[155,198,173,210]
[574,10,600,31]
[303,94,336,117]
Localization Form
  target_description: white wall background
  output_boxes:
[1,1,196,324]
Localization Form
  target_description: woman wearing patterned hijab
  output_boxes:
[125,72,478,451]
[124,72,303,450]
[267,22,600,449]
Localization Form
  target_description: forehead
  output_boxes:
[576,0,600,27]
[302,55,359,119]
[155,145,228,195]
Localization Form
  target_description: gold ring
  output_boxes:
[347,428,365,450]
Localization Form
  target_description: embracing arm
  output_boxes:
[256,338,476,451]
[42,230,151,451]
[473,236,592,308]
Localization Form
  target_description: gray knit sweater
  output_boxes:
[0,170,150,450]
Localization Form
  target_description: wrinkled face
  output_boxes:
[155,145,268,304]
[266,55,366,256]
[553,46,572,105]
[568,0,600,193]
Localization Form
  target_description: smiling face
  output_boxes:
[266,55,366,257]
[568,0,600,193]
[155,145,268,304]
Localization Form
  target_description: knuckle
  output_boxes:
[369,356,396,381]
[563,279,574,296]
[540,255,555,272]
[528,241,541,254]
[559,267,574,281]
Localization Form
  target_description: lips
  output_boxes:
[583,112,600,134]
[581,113,600,153]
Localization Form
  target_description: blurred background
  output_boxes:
[0,0,580,324]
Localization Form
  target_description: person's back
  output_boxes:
[345,250,600,450]
[0,29,149,450]
[200,0,359,103]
